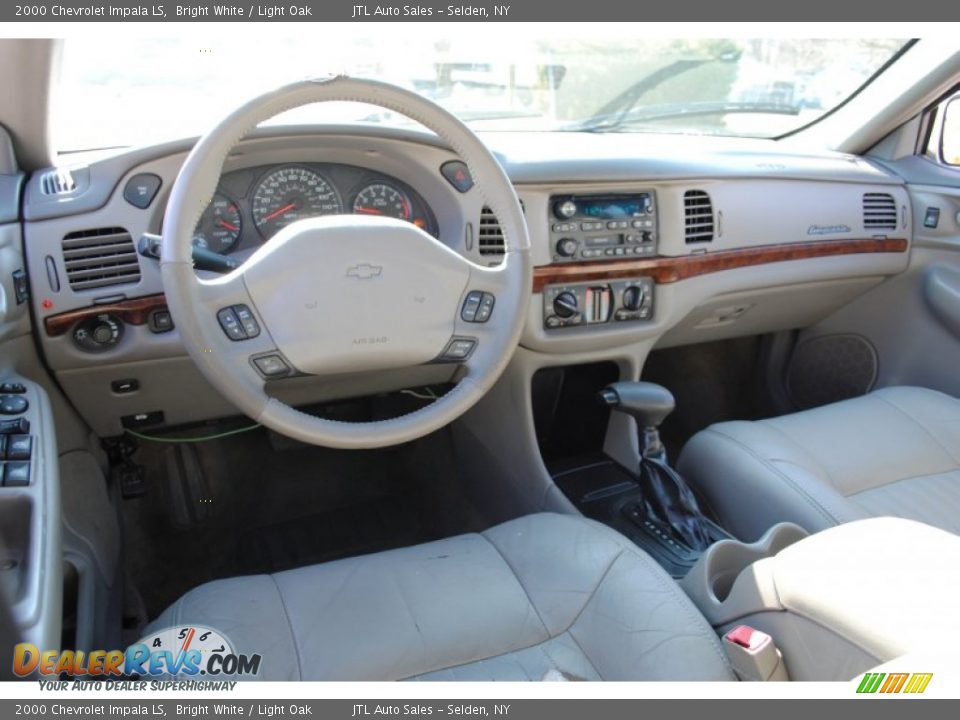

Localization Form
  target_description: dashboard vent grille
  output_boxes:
[62,227,141,291]
[40,168,77,195]
[479,207,504,256]
[863,193,897,231]
[478,202,525,257]
[684,190,714,243]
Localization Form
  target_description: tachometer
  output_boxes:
[352,183,413,222]
[193,193,242,253]
[252,166,342,239]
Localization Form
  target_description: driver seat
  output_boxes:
[148,513,734,681]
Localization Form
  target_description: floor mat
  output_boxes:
[121,425,457,620]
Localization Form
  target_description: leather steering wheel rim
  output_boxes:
[160,76,531,449]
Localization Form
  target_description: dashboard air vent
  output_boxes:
[62,227,141,291]
[478,202,525,257]
[40,168,77,195]
[478,206,504,256]
[684,190,714,243]
[862,192,897,231]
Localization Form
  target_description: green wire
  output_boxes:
[123,423,262,443]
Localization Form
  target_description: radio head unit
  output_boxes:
[549,192,658,263]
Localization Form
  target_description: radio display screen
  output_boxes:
[578,195,651,219]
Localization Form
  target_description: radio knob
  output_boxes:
[554,200,578,219]
[556,238,578,257]
[553,291,579,319]
[622,285,645,311]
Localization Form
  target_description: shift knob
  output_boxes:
[599,381,675,429]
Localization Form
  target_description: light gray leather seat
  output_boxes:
[149,513,734,681]
[678,386,960,541]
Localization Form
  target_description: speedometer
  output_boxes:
[252,166,342,240]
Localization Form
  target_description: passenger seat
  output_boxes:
[678,386,960,541]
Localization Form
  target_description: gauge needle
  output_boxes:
[354,207,383,215]
[261,203,297,223]
[217,220,239,232]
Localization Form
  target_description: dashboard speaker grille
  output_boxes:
[40,168,77,195]
[62,227,141,291]
[684,190,714,243]
[862,192,897,231]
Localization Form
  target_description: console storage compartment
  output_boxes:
[680,517,960,681]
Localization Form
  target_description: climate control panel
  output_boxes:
[543,278,654,329]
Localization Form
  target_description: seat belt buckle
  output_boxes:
[722,625,789,681]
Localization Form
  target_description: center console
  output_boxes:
[679,517,960,681]
[542,192,658,331]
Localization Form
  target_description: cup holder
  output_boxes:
[679,522,808,625]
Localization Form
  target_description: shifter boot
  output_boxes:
[638,457,712,551]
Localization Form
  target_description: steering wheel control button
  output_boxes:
[440,161,474,193]
[461,292,495,323]
[234,305,261,339]
[217,305,260,341]
[2,461,31,488]
[217,308,247,341]
[123,173,162,209]
[0,395,29,416]
[252,354,290,378]
[0,383,26,394]
[442,338,477,361]
[6,435,32,461]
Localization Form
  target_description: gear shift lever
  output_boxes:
[598,382,675,461]
[600,381,712,551]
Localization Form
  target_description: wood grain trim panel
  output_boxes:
[44,294,168,337]
[532,237,908,293]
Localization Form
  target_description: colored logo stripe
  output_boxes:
[903,673,933,694]
[856,672,932,694]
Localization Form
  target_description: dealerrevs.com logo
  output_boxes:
[13,626,262,679]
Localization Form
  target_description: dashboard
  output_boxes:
[191,162,438,255]
[18,127,914,436]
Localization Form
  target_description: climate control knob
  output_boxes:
[622,285,645,311]
[553,291,579,319]
[555,238,579,257]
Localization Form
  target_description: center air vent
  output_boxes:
[684,190,714,243]
[62,228,141,291]
[863,192,897,231]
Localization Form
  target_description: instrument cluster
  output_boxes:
[191,162,439,254]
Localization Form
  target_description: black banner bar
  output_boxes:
[2,0,958,22]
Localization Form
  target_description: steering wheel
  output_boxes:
[160,77,531,449]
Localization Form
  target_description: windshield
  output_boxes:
[57,36,908,152]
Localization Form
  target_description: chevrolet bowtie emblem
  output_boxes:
[346,263,383,280]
